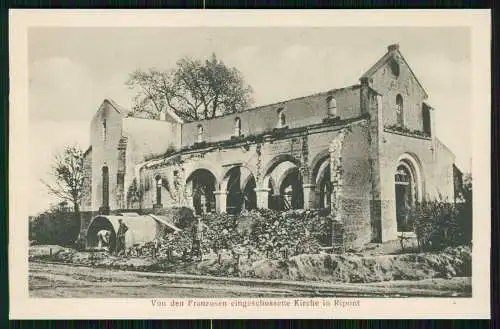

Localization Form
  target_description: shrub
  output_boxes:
[201,209,332,261]
[123,209,333,262]
[408,197,471,252]
[455,174,473,245]
[29,207,80,247]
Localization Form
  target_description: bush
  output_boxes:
[201,209,332,261]
[408,198,472,252]
[29,208,80,247]
[139,209,331,262]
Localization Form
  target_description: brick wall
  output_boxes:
[339,122,373,249]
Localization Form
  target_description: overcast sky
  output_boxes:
[28,27,471,215]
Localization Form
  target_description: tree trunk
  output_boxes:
[73,200,80,214]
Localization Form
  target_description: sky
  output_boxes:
[28,26,472,215]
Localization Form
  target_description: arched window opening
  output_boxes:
[102,166,109,208]
[155,175,162,206]
[422,105,431,136]
[395,163,415,232]
[390,58,400,77]
[277,108,286,128]
[234,117,242,137]
[396,94,404,127]
[197,125,204,143]
[102,120,107,141]
[327,96,337,117]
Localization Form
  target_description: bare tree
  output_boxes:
[41,145,84,213]
[126,53,254,121]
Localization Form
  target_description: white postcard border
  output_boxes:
[9,9,491,319]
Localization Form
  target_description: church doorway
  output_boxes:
[395,163,416,232]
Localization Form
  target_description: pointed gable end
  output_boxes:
[102,99,130,116]
[360,44,428,99]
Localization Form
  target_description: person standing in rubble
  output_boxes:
[116,219,128,256]
[191,217,208,261]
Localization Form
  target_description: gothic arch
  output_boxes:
[220,165,257,214]
[262,175,278,194]
[262,154,301,179]
[313,158,331,209]
[185,168,218,215]
[220,164,257,192]
[309,149,330,185]
[261,155,303,210]
[394,153,424,232]
[184,161,221,189]
[394,153,424,202]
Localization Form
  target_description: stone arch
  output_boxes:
[184,161,222,189]
[315,159,331,209]
[276,166,300,190]
[262,175,278,193]
[262,154,301,180]
[309,149,330,184]
[220,165,257,214]
[186,168,218,215]
[220,164,257,192]
[394,153,424,202]
[261,154,303,210]
[279,167,303,209]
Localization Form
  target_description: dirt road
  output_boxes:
[29,262,471,298]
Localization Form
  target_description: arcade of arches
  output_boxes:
[170,153,342,216]
[129,152,426,234]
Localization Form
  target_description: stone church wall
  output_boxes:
[181,86,361,147]
[339,122,373,249]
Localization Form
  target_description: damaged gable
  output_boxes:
[361,44,428,100]
[361,44,431,132]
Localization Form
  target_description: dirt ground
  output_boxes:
[29,244,472,284]
[29,261,471,298]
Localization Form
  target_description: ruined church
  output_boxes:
[80,44,458,248]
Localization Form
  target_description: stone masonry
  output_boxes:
[80,44,457,249]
